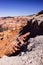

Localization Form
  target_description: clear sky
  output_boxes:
[0,0,43,17]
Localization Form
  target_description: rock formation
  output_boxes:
[0,10,43,58]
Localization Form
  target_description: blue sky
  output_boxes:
[0,0,43,17]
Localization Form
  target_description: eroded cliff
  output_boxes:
[0,11,43,58]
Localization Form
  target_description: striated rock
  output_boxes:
[0,36,43,65]
[0,11,43,58]
[0,17,29,57]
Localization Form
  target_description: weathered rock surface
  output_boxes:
[0,35,43,65]
[0,17,29,57]
[0,10,43,65]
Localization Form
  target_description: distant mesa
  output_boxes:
[2,16,14,19]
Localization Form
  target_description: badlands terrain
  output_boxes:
[0,10,43,65]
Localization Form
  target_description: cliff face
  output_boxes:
[0,11,43,58]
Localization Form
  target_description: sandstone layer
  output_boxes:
[0,11,43,58]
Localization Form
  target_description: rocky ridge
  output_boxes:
[0,10,43,65]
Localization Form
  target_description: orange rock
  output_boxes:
[0,17,29,57]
